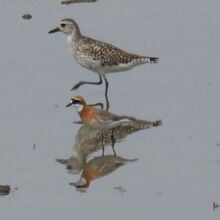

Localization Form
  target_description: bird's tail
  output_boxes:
[133,56,159,65]
[116,116,162,128]
[152,119,162,127]
[143,56,159,64]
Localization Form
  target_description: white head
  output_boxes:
[48,18,81,39]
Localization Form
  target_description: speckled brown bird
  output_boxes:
[49,18,159,109]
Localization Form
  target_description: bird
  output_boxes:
[66,95,162,126]
[48,18,159,110]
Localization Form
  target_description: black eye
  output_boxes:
[60,23,66,28]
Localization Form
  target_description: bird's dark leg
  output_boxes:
[103,75,110,110]
[89,102,104,110]
[71,75,102,91]
[110,128,116,156]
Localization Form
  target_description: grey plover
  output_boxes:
[49,18,159,110]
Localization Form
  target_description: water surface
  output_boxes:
[0,0,220,219]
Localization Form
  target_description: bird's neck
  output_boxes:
[78,105,93,123]
[67,28,82,43]
[75,103,84,112]
[69,153,86,172]
[82,167,96,184]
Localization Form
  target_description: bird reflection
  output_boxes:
[74,116,161,157]
[57,96,162,191]
[56,119,153,173]
[56,114,161,190]
[70,155,137,191]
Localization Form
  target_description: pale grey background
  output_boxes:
[0,0,220,219]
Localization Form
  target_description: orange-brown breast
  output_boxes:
[78,106,99,124]
[82,166,97,185]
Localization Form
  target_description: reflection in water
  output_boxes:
[70,155,137,190]
[58,97,162,190]
[57,115,161,190]
[56,155,86,174]
[74,118,161,158]
[57,119,154,173]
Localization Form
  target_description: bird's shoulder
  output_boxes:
[92,107,119,122]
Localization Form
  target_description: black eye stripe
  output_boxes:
[72,99,80,104]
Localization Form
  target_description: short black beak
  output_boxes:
[66,100,73,108]
[48,27,60,34]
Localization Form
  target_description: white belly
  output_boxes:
[73,55,134,75]
[74,55,101,72]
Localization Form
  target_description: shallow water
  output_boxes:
[1,0,220,219]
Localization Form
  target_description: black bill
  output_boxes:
[66,100,74,108]
[48,27,60,34]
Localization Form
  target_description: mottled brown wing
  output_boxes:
[80,37,144,66]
